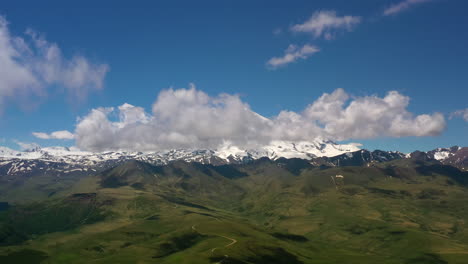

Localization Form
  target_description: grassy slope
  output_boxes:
[0,159,468,263]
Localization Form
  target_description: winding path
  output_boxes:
[191,224,237,258]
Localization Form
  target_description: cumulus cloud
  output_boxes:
[291,10,361,39]
[72,85,446,152]
[450,109,468,122]
[304,89,445,139]
[266,44,319,69]
[0,16,109,111]
[32,130,75,140]
[383,0,432,16]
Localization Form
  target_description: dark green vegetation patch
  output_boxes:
[0,249,48,264]
[152,232,207,258]
[0,193,108,246]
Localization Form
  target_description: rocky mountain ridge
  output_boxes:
[0,140,466,177]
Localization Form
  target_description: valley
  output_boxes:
[1,151,468,263]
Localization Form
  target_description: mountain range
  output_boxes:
[0,139,466,179]
[1,138,468,263]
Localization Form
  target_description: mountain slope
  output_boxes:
[1,157,468,263]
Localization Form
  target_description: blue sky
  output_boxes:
[0,0,467,152]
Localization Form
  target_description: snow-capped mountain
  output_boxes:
[1,140,466,177]
[215,139,361,161]
[427,146,462,161]
[429,146,468,171]
[311,149,407,167]
[0,139,360,176]
[406,146,467,171]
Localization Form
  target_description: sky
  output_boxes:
[0,0,467,153]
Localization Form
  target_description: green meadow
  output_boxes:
[1,158,468,263]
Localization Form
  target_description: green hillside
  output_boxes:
[1,158,468,263]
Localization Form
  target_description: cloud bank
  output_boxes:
[32,130,75,140]
[383,0,432,16]
[73,85,446,152]
[267,44,319,69]
[0,16,109,111]
[291,10,361,39]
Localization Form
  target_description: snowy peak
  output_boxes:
[213,139,361,162]
[433,147,468,171]
[0,146,43,159]
[427,146,461,161]
[308,149,406,168]
[2,140,466,177]
[408,146,467,171]
[0,147,19,157]
[0,139,361,176]
[255,140,361,160]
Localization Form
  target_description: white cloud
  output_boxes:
[73,85,446,152]
[450,109,468,122]
[291,10,361,39]
[75,84,274,151]
[0,16,109,111]
[383,0,432,16]
[32,130,75,140]
[303,89,446,139]
[266,44,319,69]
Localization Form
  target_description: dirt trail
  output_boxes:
[191,224,237,255]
